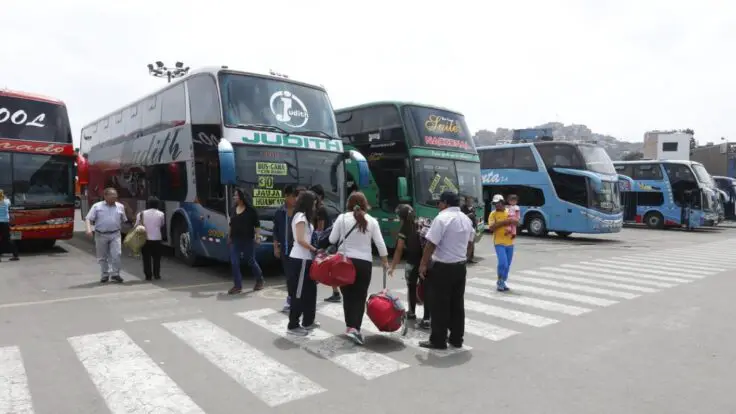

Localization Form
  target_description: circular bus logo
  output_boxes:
[270,91,309,128]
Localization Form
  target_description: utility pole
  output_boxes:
[147,61,190,83]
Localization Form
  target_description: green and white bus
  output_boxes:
[334,101,484,247]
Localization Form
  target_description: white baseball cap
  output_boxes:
[492,194,505,203]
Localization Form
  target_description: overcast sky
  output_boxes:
[2,0,733,147]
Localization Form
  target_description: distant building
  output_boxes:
[642,131,692,160]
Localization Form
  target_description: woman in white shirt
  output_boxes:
[286,190,320,337]
[329,191,389,345]
[134,197,165,280]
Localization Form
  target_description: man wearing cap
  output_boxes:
[417,190,475,350]
[487,194,519,291]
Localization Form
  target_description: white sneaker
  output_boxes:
[287,326,309,336]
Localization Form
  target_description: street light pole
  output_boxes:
[147,61,190,83]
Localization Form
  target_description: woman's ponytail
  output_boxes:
[347,192,369,233]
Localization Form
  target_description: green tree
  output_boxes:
[621,151,644,161]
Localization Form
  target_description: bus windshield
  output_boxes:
[219,73,338,137]
[0,152,75,207]
[692,163,714,187]
[590,180,621,213]
[414,158,482,206]
[577,145,617,175]
[234,146,344,218]
[0,95,72,143]
[406,106,475,153]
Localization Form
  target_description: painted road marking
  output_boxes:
[603,258,725,273]
[68,330,204,414]
[164,318,325,407]
[640,253,736,267]
[465,285,591,316]
[559,266,676,288]
[511,272,642,298]
[407,301,520,342]
[466,278,618,307]
[576,262,695,283]
[591,260,711,279]
[237,308,409,380]
[0,346,34,414]
[316,302,472,356]
[523,270,658,293]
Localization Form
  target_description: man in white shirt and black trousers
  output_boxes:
[418,190,475,350]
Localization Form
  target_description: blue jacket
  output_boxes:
[272,205,294,256]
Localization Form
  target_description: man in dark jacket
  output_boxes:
[273,185,303,312]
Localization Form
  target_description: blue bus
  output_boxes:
[613,160,719,229]
[477,141,623,237]
[79,66,370,266]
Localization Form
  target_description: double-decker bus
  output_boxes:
[613,160,719,229]
[477,141,623,237]
[0,89,77,248]
[79,66,369,265]
[713,175,736,220]
[333,102,484,247]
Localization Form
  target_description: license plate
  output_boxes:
[10,232,21,240]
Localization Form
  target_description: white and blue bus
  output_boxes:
[78,66,369,266]
[477,141,623,237]
[613,160,719,229]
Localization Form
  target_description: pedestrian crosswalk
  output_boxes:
[3,239,735,412]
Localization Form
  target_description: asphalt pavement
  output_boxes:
[1,215,735,414]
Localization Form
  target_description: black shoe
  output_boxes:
[100,276,109,283]
[418,340,447,350]
[324,293,341,303]
[9,257,18,261]
[153,275,161,280]
[448,340,463,349]
[111,276,124,283]
[417,320,431,330]
[406,312,417,320]
[145,276,152,281]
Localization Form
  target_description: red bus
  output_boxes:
[0,89,77,248]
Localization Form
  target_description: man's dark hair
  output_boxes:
[146,196,161,210]
[284,185,296,196]
[309,184,325,199]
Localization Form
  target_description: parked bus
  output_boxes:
[613,160,719,229]
[0,89,77,248]
[477,141,623,237]
[79,66,369,266]
[334,101,484,247]
[713,175,736,220]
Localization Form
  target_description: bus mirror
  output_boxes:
[346,150,370,187]
[76,153,89,185]
[397,177,411,202]
[218,139,237,185]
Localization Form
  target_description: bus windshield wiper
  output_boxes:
[299,130,337,140]
[228,123,290,136]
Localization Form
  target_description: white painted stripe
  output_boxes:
[653,251,736,261]
[466,278,617,306]
[400,298,520,342]
[623,255,730,268]
[464,285,591,316]
[576,262,696,282]
[553,266,675,288]
[563,264,688,285]
[68,330,204,414]
[164,318,325,407]
[646,254,736,266]
[395,288,558,327]
[521,270,655,294]
[123,307,203,322]
[593,259,715,279]
[237,308,409,380]
[0,346,34,414]
[316,302,472,356]
[609,258,725,273]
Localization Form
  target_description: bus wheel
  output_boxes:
[644,212,664,229]
[526,214,548,237]
[555,231,572,237]
[173,220,200,266]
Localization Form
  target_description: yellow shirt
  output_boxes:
[488,210,514,246]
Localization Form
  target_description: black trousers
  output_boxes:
[141,240,162,279]
[405,264,430,320]
[0,222,18,257]
[428,261,467,346]
[287,257,316,329]
[340,258,373,331]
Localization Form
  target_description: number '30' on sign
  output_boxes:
[0,108,46,127]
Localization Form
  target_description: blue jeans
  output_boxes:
[229,238,263,289]
[494,244,515,288]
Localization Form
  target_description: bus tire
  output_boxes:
[526,213,548,237]
[555,231,572,237]
[173,218,201,267]
[644,212,664,229]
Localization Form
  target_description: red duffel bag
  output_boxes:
[310,251,356,287]
[366,268,408,335]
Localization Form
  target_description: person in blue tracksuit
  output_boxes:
[273,185,304,312]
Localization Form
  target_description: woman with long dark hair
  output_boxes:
[286,190,320,336]
[388,204,430,328]
[328,191,388,345]
[135,196,165,280]
[227,188,264,295]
